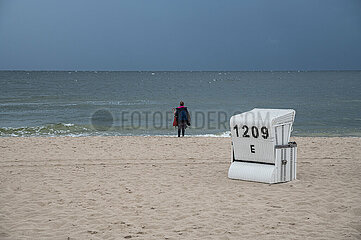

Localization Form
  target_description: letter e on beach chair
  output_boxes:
[228,108,297,184]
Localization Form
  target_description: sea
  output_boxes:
[1,71,360,137]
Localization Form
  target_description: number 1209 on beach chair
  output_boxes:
[228,108,297,184]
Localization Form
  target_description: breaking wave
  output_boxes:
[0,123,94,137]
[0,123,232,137]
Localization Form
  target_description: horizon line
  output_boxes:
[1,69,360,72]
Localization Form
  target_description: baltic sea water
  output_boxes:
[1,71,360,137]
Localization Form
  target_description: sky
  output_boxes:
[0,0,360,71]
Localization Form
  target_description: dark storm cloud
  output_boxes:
[0,0,360,70]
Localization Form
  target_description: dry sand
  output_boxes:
[0,136,360,240]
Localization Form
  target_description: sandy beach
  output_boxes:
[0,136,360,239]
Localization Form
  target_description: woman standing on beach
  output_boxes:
[174,101,190,137]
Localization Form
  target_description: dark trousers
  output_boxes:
[178,121,186,137]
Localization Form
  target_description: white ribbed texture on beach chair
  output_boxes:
[228,108,297,184]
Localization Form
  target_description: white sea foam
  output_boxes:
[192,131,231,138]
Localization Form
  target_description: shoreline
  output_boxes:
[1,135,361,138]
